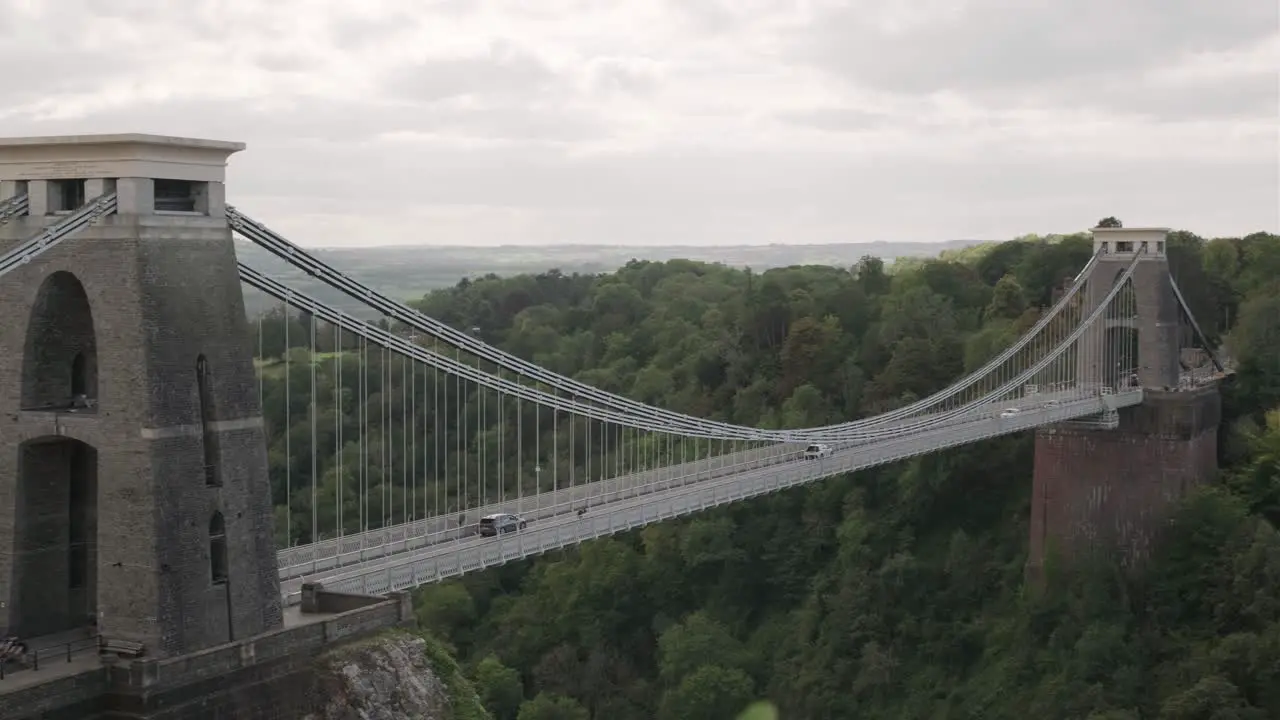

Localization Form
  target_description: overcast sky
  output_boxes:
[1,0,1276,248]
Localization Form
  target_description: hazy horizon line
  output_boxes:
[232,227,1277,253]
[234,237,993,251]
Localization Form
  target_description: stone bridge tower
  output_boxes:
[0,134,283,658]
[1027,227,1222,578]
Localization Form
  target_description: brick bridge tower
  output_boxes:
[0,134,283,658]
[1027,227,1222,577]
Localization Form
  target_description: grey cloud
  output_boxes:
[0,93,604,147]
[6,0,151,22]
[503,1,610,21]
[0,44,132,107]
[588,61,659,97]
[252,52,314,74]
[380,42,558,103]
[795,0,1278,100]
[217,136,1278,216]
[776,107,895,132]
[227,144,1278,247]
[1055,72,1280,122]
[1,96,1273,244]
[419,106,605,143]
[83,0,173,22]
[667,0,739,35]
[0,0,230,107]
[0,98,276,148]
[325,8,442,51]
[9,0,229,42]
[0,0,1273,249]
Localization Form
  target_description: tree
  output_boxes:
[974,240,1030,286]
[780,383,830,427]
[415,584,477,636]
[1097,216,1123,228]
[986,274,1028,320]
[657,612,752,683]
[779,316,844,399]
[517,693,589,720]
[918,260,990,313]
[658,665,755,720]
[250,228,1280,720]
[1158,676,1267,720]
[474,656,525,720]
[1227,408,1280,525]
[1228,293,1280,414]
[590,281,648,337]
[746,279,791,350]
[855,255,890,296]
[878,285,959,347]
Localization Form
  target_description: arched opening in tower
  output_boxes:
[12,437,98,638]
[1104,277,1141,389]
[22,271,98,411]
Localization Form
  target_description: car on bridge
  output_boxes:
[479,513,529,537]
[999,408,1022,418]
[803,443,833,459]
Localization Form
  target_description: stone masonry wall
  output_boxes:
[2,594,412,720]
[0,209,282,657]
[1027,386,1221,574]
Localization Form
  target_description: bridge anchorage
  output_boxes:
[0,134,1229,715]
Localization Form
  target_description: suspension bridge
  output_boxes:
[0,134,1227,641]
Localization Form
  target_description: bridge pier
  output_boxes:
[0,134,283,656]
[0,134,413,719]
[1026,385,1221,578]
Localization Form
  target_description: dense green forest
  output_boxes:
[235,237,978,320]
[253,228,1280,719]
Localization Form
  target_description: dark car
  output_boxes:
[478,513,528,537]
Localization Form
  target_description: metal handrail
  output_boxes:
[0,633,100,680]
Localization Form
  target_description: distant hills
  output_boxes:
[235,239,986,319]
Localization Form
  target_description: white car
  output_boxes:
[999,408,1021,418]
[803,443,833,459]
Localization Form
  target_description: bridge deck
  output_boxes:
[275,386,1095,584]
[282,390,1143,603]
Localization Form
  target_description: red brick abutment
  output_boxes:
[1027,385,1221,579]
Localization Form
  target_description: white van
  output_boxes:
[803,443,833,460]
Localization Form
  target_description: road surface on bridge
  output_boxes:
[281,389,1140,603]
[276,384,1095,582]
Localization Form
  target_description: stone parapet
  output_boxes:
[2,592,413,720]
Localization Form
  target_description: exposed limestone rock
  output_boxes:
[303,631,455,720]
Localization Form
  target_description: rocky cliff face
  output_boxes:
[302,630,484,720]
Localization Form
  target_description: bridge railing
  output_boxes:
[278,385,1102,580]
[0,634,100,681]
[279,346,1131,581]
[300,391,1143,603]
[277,441,808,579]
